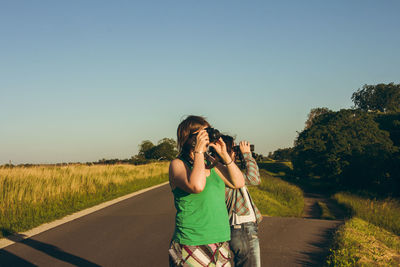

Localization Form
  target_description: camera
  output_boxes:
[204,127,221,160]
[233,144,255,154]
[233,143,255,169]
[205,127,221,143]
[190,127,221,143]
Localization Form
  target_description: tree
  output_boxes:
[375,112,400,195]
[136,138,177,161]
[375,113,400,147]
[351,83,400,113]
[292,109,397,190]
[305,107,332,129]
[147,138,178,160]
[158,138,178,159]
[138,140,155,158]
[270,148,293,161]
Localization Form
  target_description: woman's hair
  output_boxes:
[177,115,211,155]
[221,134,234,154]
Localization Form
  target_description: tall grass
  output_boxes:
[0,163,169,238]
[249,169,304,217]
[334,192,400,235]
[326,218,400,266]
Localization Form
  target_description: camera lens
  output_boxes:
[206,128,221,143]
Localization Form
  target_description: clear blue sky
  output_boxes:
[1,0,399,164]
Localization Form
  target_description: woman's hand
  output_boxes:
[239,141,251,154]
[209,138,231,164]
[212,138,245,189]
[194,130,209,153]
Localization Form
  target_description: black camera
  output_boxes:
[233,144,255,169]
[233,144,255,154]
[204,128,221,160]
[205,127,221,143]
[190,127,221,144]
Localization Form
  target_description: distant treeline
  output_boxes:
[271,82,400,196]
[268,148,293,161]
[0,160,133,168]
[2,134,266,168]
[1,138,179,168]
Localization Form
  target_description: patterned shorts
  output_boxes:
[169,240,232,267]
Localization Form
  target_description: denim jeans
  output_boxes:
[229,222,260,267]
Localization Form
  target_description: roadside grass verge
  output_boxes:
[326,192,400,266]
[326,217,400,266]
[0,163,169,238]
[257,159,293,178]
[248,169,304,217]
[317,201,336,220]
[334,192,400,235]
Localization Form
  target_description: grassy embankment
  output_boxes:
[326,193,400,266]
[249,160,304,217]
[0,163,169,239]
[255,159,400,264]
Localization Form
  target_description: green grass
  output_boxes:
[249,169,304,217]
[258,159,400,264]
[334,192,400,235]
[317,201,336,220]
[326,192,400,266]
[0,164,168,238]
[326,217,400,266]
[257,159,293,178]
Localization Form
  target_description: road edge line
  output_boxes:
[0,181,169,249]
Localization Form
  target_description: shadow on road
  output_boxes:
[295,223,341,266]
[257,160,347,266]
[0,249,36,267]
[1,234,101,267]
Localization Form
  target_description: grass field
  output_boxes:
[0,163,169,238]
[334,192,400,235]
[249,169,304,217]
[326,192,400,266]
[1,158,306,240]
[326,217,400,266]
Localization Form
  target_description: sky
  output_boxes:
[1,0,400,164]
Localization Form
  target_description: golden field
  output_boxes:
[0,163,169,238]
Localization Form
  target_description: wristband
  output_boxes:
[224,159,233,166]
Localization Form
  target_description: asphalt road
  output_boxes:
[0,184,342,266]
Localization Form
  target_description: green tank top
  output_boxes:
[172,164,230,245]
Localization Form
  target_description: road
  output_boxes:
[0,184,342,266]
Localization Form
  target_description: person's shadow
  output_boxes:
[1,233,101,267]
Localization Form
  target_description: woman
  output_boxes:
[222,134,262,267]
[169,115,245,267]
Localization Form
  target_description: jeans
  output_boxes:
[229,222,260,267]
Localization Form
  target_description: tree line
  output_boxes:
[272,83,400,196]
[89,138,178,165]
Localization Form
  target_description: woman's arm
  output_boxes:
[210,138,245,189]
[169,130,209,193]
[240,141,261,186]
[242,153,261,185]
